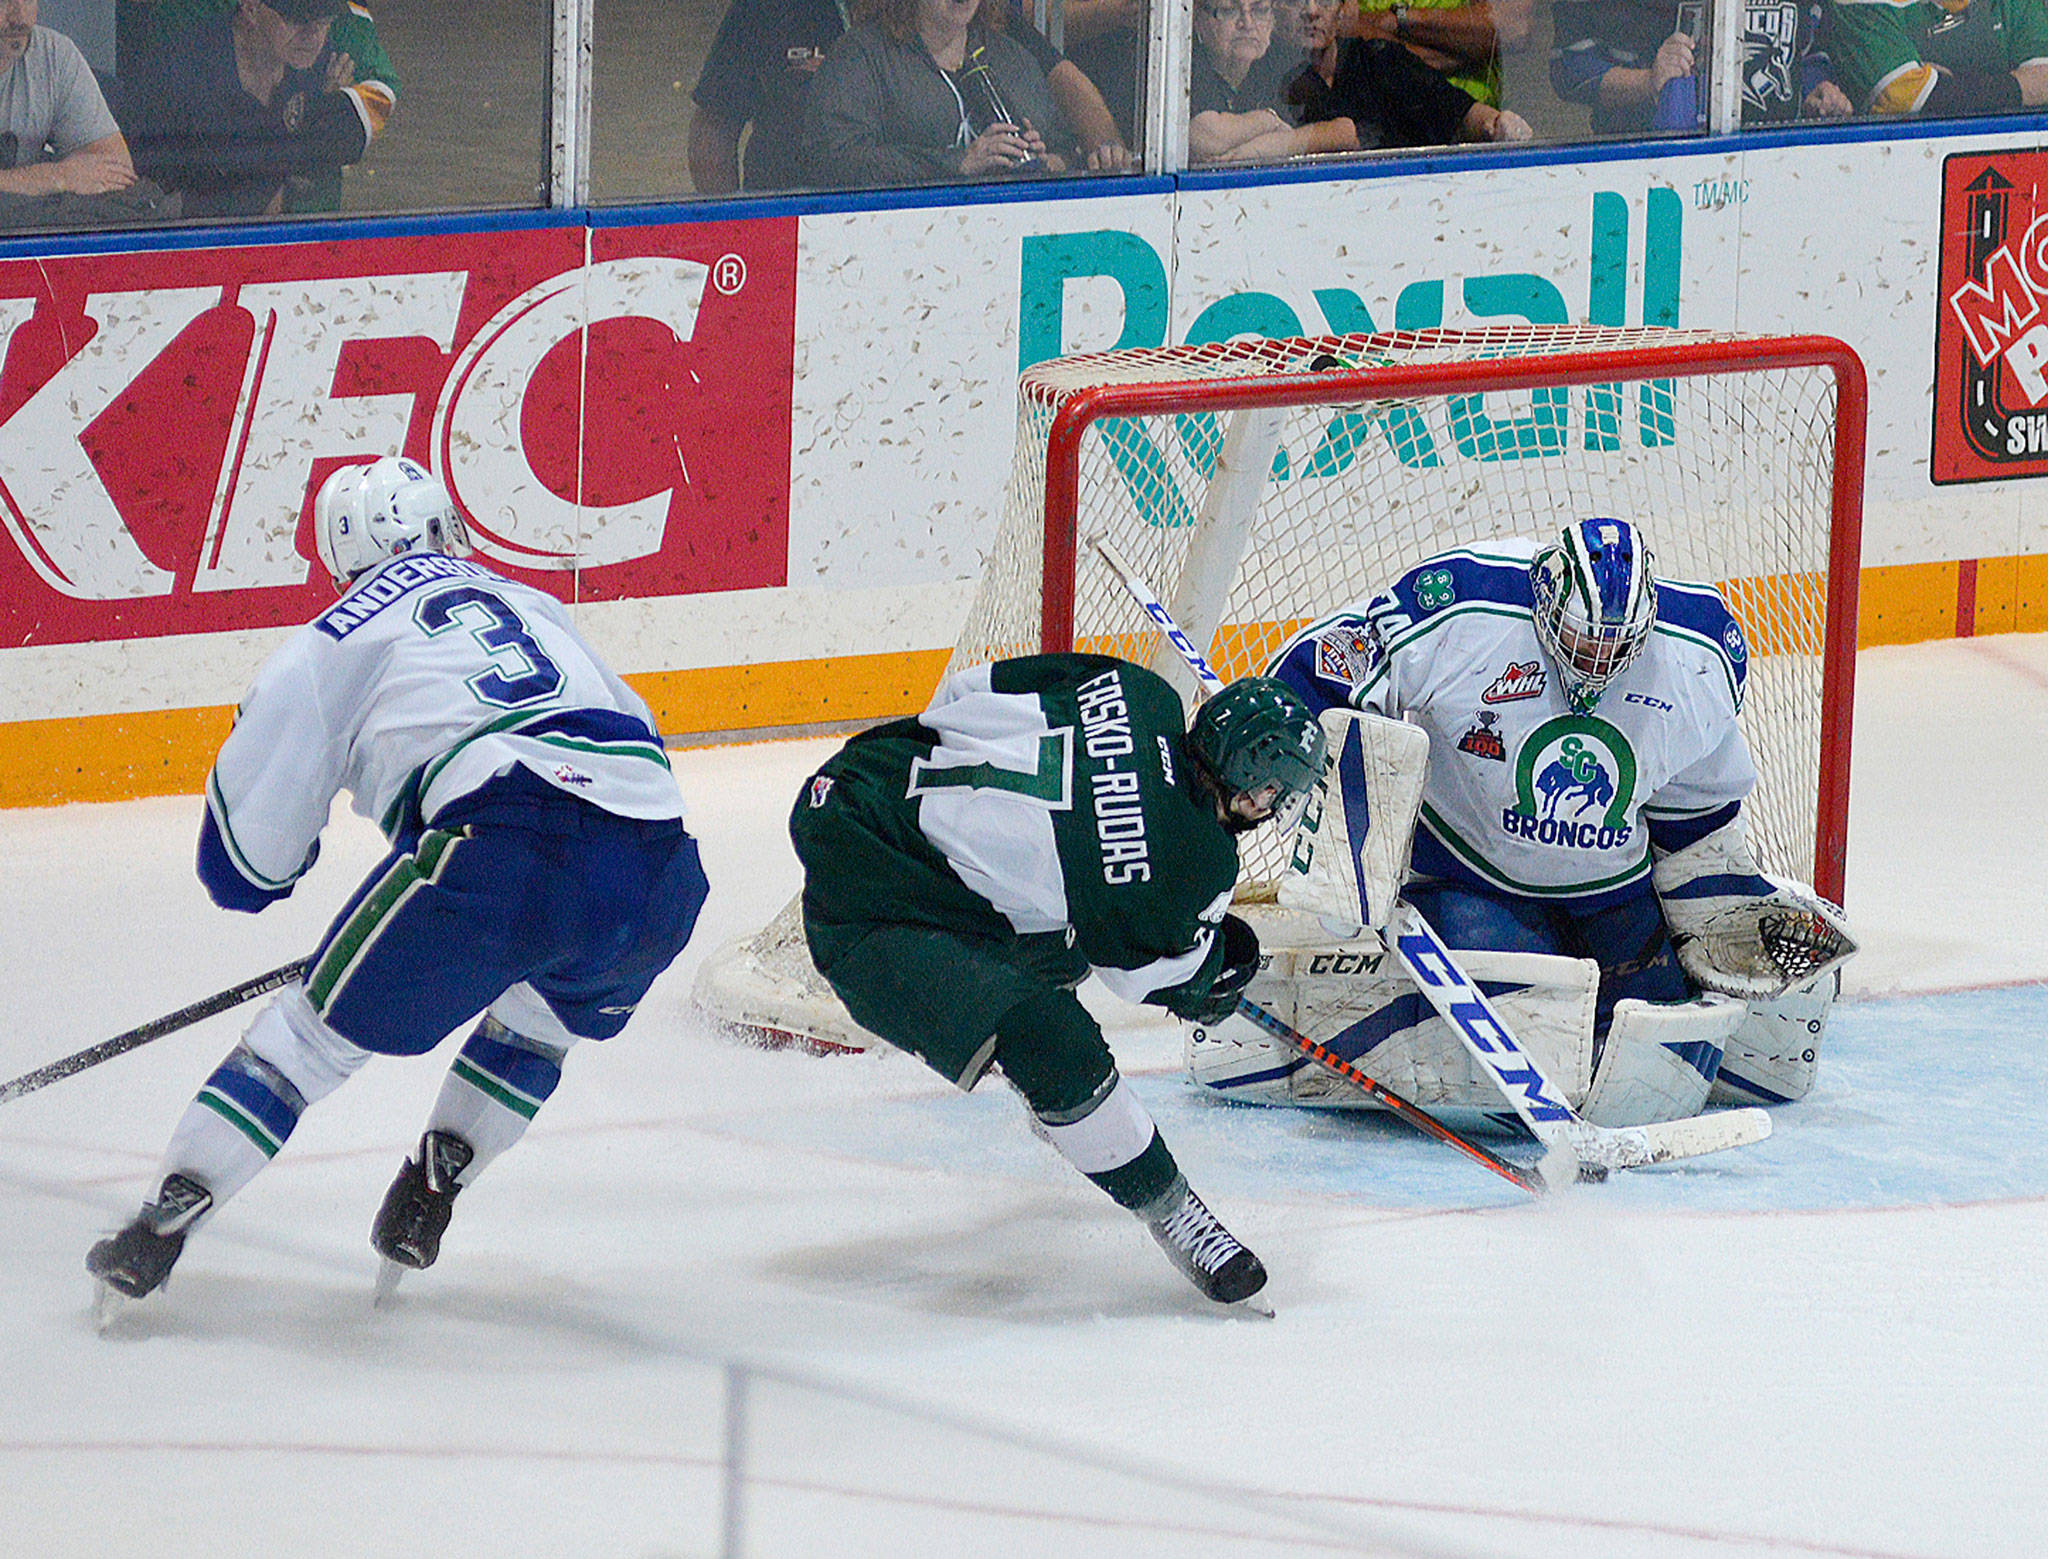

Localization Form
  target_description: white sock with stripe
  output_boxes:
[422,1017,567,1184]
[1035,1074,1158,1176]
[161,987,371,1209]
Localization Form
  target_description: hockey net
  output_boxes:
[697,326,1865,1049]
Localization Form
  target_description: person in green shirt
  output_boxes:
[1830,0,2048,114]
[789,656,1325,1307]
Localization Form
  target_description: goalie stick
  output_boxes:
[1088,533,1773,1180]
[0,959,309,1106]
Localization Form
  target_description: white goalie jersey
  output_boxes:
[1198,540,1846,1128]
[1268,540,1758,908]
[206,552,683,898]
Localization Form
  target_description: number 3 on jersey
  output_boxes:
[415,587,564,708]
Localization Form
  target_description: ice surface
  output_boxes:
[3,635,2046,1558]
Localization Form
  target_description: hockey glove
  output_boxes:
[1191,913,1261,1025]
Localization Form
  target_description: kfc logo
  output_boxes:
[0,222,797,646]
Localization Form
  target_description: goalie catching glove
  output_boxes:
[1190,914,1261,1025]
[1652,811,1857,1000]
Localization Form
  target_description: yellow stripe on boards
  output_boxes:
[0,706,232,808]
[0,649,952,809]
[6,568,2046,812]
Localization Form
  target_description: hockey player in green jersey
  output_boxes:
[789,656,1325,1306]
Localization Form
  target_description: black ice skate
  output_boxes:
[87,1172,214,1302]
[1142,1177,1268,1307]
[371,1130,473,1286]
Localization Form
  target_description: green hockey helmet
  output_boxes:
[1187,676,1328,834]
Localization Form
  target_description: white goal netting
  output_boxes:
[953,325,1860,899]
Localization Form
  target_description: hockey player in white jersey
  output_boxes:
[1190,518,1854,1126]
[88,456,709,1304]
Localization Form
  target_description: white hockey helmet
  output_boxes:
[1529,517,1657,714]
[312,456,470,589]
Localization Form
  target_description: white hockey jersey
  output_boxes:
[1268,540,1756,908]
[206,552,682,896]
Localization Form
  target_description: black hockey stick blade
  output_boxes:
[0,958,309,1106]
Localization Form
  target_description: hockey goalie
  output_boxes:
[1187,518,1858,1129]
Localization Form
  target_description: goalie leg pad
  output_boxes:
[1185,945,1317,1105]
[1709,977,1835,1105]
[1580,994,1748,1127]
[1186,942,1599,1113]
[691,897,884,1055]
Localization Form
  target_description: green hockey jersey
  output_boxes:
[794,655,1241,1015]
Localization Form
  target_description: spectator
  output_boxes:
[688,0,848,192]
[1551,0,1849,131]
[0,0,137,198]
[1188,0,1349,162]
[1345,0,1530,109]
[1057,0,1143,141]
[1285,0,1532,144]
[1830,0,2048,115]
[802,0,1075,187]
[117,0,388,215]
[1015,3,1133,169]
[693,0,1123,193]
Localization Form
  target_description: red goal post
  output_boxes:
[950,327,1866,904]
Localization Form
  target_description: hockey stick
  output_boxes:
[0,958,308,1106]
[1233,998,1545,1194]
[1089,534,1772,1180]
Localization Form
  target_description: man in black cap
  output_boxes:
[117,0,372,215]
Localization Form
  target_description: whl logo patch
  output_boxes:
[1933,148,2048,484]
[1482,661,1546,703]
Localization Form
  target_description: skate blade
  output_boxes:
[372,1259,408,1308]
[91,1280,132,1333]
[1231,1293,1277,1319]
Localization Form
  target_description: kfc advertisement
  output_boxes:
[0,219,797,649]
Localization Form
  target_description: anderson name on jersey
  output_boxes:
[1269,539,1756,908]
[204,551,682,903]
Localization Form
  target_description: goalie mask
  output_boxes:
[1188,677,1328,835]
[1530,517,1658,714]
[313,456,470,590]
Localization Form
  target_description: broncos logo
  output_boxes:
[1533,738,1615,820]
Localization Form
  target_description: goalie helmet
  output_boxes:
[313,456,470,590]
[1187,677,1327,835]
[1530,517,1658,714]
